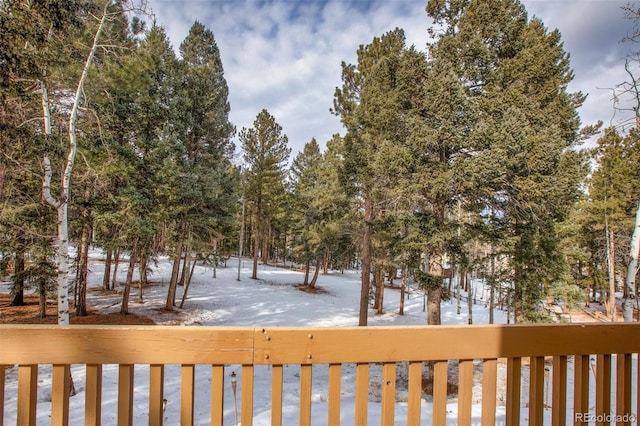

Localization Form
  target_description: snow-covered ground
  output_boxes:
[1,253,635,425]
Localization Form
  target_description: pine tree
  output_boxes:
[164,21,236,310]
[240,109,290,280]
[426,0,588,321]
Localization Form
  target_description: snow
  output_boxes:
[1,253,636,425]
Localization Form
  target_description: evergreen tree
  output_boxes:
[240,109,291,280]
[164,21,236,310]
[426,0,589,321]
[333,29,415,325]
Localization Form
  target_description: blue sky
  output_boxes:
[145,0,637,158]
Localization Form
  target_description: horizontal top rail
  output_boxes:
[2,323,639,365]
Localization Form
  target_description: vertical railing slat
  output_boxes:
[616,353,632,424]
[149,364,164,426]
[458,359,473,426]
[573,354,589,426]
[299,364,312,426]
[84,364,102,426]
[432,360,448,426]
[271,365,283,426]
[596,354,611,425]
[211,365,225,426]
[181,364,195,426]
[407,361,422,426]
[481,358,497,426]
[327,363,341,425]
[0,364,5,426]
[241,365,254,426]
[17,364,37,426]
[355,363,369,426]
[117,364,134,426]
[506,357,521,425]
[551,356,567,426]
[381,362,396,426]
[51,364,70,426]
[528,356,545,426]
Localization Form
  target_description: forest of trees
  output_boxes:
[1,0,639,325]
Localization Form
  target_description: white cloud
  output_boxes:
[147,0,638,156]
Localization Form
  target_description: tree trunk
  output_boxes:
[623,199,640,322]
[467,273,473,325]
[252,216,259,280]
[606,225,617,321]
[120,243,137,315]
[138,250,147,303]
[166,224,185,311]
[9,251,25,306]
[399,258,406,316]
[373,265,384,314]
[323,252,329,275]
[38,277,47,319]
[75,218,91,317]
[103,248,112,290]
[111,248,120,290]
[180,259,198,309]
[303,258,310,286]
[42,1,110,326]
[359,195,373,326]
[309,257,321,288]
[427,252,443,325]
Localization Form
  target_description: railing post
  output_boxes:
[118,364,134,426]
[51,364,70,426]
[84,364,102,426]
[149,364,164,426]
[381,362,396,425]
[481,358,497,426]
[506,357,521,425]
[17,364,38,426]
[551,356,567,426]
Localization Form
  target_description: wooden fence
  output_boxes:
[1,323,639,425]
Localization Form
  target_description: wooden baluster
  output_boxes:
[481,358,497,426]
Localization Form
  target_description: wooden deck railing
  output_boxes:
[1,323,639,425]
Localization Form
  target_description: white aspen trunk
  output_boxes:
[42,2,110,325]
[623,200,640,322]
